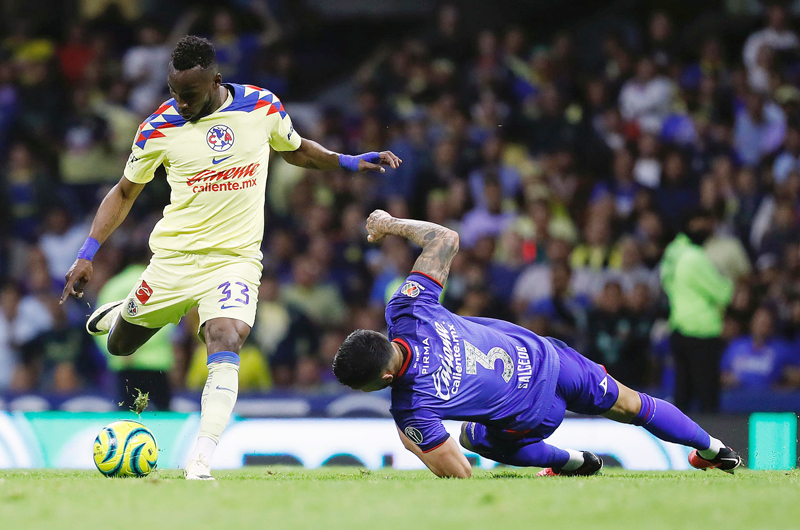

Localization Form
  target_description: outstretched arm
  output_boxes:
[366,210,459,286]
[278,138,401,173]
[60,176,145,303]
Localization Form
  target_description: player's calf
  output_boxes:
[605,380,737,472]
[106,314,161,356]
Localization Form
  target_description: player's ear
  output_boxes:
[213,72,222,86]
[381,373,394,385]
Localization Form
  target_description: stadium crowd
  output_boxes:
[1,1,800,409]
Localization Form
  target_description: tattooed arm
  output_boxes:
[61,176,145,302]
[366,210,460,286]
[278,138,401,172]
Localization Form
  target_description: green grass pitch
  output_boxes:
[1,468,798,529]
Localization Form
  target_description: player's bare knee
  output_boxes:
[604,381,641,423]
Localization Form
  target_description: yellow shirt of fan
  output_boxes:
[123,83,301,260]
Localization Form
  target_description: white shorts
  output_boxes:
[121,251,261,336]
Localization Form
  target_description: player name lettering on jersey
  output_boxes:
[516,346,532,389]
[432,320,463,400]
[421,337,431,375]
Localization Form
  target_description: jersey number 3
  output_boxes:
[464,341,514,383]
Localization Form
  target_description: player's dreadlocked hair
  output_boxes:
[333,330,394,389]
[171,35,217,71]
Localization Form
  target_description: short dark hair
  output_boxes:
[681,207,713,233]
[333,330,393,388]
[171,35,216,71]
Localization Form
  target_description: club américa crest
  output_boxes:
[206,124,235,152]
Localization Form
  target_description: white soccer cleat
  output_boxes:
[86,300,124,336]
[184,456,215,481]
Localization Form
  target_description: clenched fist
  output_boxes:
[366,209,393,243]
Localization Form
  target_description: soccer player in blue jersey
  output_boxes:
[333,210,742,478]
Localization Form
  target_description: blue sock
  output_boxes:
[207,351,240,366]
[499,441,570,469]
[632,392,711,450]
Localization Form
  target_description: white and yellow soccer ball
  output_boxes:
[93,420,158,477]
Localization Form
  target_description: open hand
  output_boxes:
[359,151,402,173]
[60,259,93,304]
[366,209,393,243]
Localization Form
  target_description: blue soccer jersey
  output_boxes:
[387,272,561,452]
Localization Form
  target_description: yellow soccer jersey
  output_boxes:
[123,83,301,259]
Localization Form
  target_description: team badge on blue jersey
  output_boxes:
[206,124,235,152]
[400,280,424,298]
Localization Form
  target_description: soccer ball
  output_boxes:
[93,420,158,477]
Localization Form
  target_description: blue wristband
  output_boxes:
[77,237,100,261]
[339,152,380,172]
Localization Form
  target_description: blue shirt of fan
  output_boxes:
[387,272,560,452]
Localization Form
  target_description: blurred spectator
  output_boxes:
[604,236,660,296]
[122,22,172,115]
[618,56,673,134]
[633,133,662,189]
[210,2,282,83]
[721,306,800,390]
[282,255,347,328]
[586,281,650,388]
[743,4,798,87]
[38,206,89,281]
[460,178,514,248]
[591,148,639,220]
[4,143,51,242]
[655,150,698,231]
[734,91,786,167]
[661,209,733,412]
[468,136,520,210]
[57,23,96,86]
[93,248,175,410]
[526,260,589,348]
[0,283,22,391]
[571,214,617,271]
[773,123,800,184]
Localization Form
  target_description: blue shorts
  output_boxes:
[468,337,619,452]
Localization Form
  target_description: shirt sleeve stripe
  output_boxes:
[410,270,444,288]
[421,435,450,453]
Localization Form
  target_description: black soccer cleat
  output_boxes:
[537,451,603,477]
[688,446,742,474]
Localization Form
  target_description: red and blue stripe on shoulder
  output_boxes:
[222,83,287,118]
[134,99,187,149]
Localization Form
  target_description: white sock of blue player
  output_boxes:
[560,449,586,471]
[698,437,726,459]
[187,351,240,465]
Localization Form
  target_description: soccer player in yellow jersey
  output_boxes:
[60,36,402,480]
